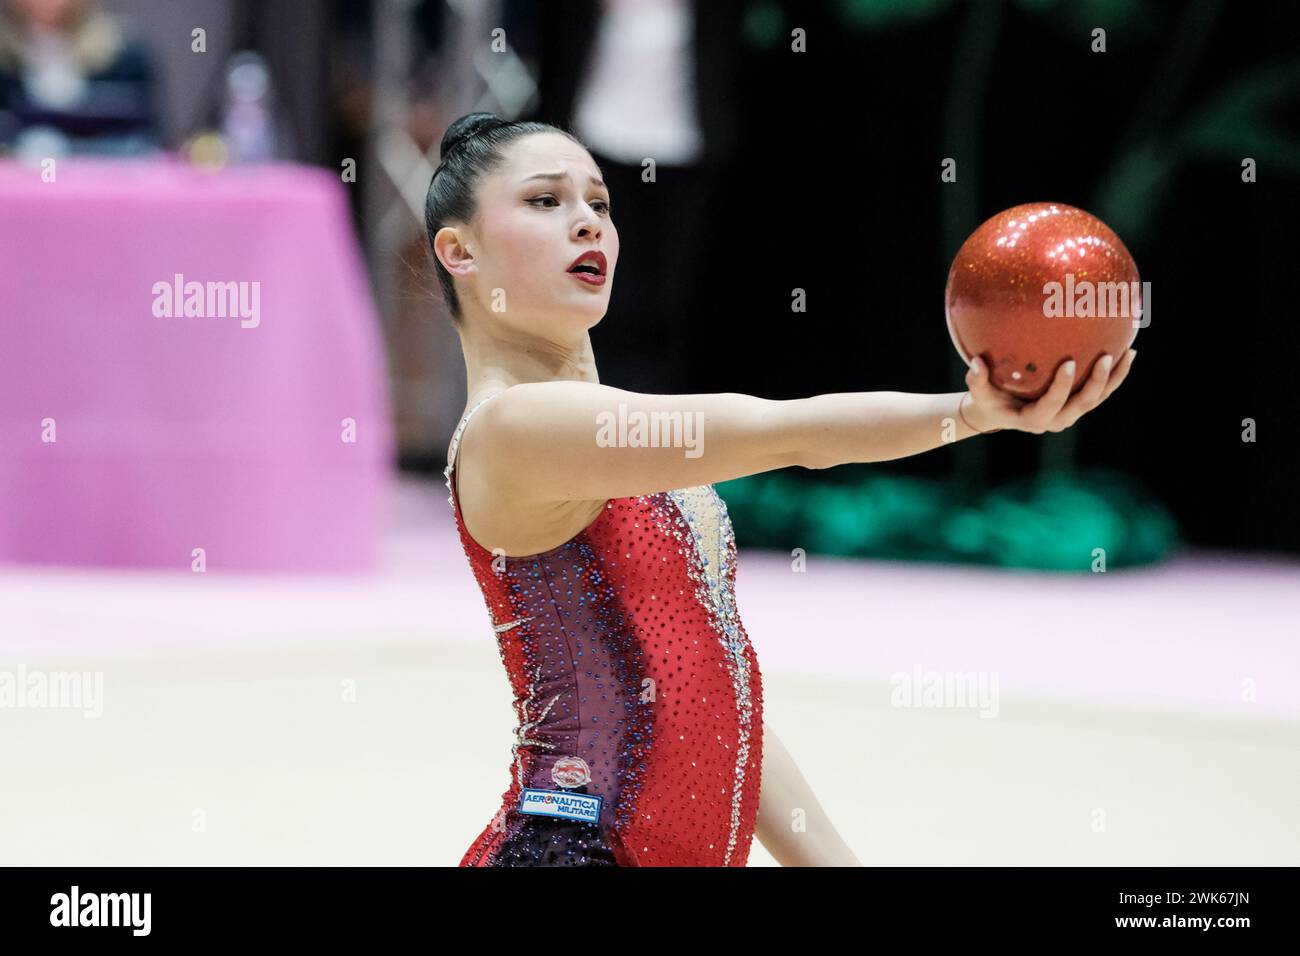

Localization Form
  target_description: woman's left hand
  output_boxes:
[961,348,1136,434]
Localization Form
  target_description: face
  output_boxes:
[436,132,618,335]
[9,0,82,30]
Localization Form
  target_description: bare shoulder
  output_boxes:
[479,380,605,429]
[455,384,606,556]
[462,381,573,473]
[470,380,609,487]
[470,380,791,503]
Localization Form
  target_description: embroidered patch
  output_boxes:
[551,755,592,789]
[518,788,603,824]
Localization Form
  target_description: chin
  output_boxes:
[564,294,610,328]
[572,306,607,332]
[523,301,605,336]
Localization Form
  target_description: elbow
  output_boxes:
[789,445,839,471]
[769,449,833,472]
[769,443,826,472]
[802,451,837,471]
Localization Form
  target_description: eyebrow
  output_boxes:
[522,171,607,188]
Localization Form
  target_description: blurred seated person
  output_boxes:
[0,0,159,158]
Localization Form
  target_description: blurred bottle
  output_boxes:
[221,51,275,164]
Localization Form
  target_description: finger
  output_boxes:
[1098,348,1136,402]
[967,355,1025,409]
[1052,353,1113,427]
[1022,359,1076,431]
[965,355,989,392]
[965,355,998,403]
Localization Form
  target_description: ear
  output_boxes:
[433,225,476,277]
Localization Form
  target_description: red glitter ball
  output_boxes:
[945,202,1142,400]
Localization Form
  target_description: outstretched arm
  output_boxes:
[755,721,861,866]
[475,349,1134,503]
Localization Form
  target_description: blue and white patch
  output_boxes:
[518,788,603,825]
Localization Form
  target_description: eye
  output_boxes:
[591,200,611,215]
[527,195,559,207]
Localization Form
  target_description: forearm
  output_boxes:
[780,390,983,469]
[755,722,862,866]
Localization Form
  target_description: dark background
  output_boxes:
[515,0,1298,554]
[91,0,1300,555]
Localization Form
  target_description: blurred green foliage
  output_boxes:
[716,468,1179,570]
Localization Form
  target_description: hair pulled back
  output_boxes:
[424,112,584,322]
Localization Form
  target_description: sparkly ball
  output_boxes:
[944,202,1142,400]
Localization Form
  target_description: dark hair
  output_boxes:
[424,112,584,323]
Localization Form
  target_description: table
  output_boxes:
[0,158,394,572]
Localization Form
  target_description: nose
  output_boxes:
[571,215,601,241]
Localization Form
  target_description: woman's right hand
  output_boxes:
[961,348,1136,435]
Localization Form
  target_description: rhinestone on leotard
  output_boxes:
[446,395,765,867]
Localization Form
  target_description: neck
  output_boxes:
[457,310,600,401]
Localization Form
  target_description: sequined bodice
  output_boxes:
[445,394,764,867]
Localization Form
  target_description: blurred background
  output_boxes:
[0,0,1296,866]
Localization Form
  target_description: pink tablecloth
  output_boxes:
[0,158,394,572]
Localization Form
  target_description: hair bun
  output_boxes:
[440,112,504,160]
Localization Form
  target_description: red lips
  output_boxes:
[566,250,607,276]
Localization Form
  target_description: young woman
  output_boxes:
[427,112,1134,867]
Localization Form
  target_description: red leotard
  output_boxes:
[447,392,764,866]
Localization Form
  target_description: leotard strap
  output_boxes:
[444,392,502,507]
